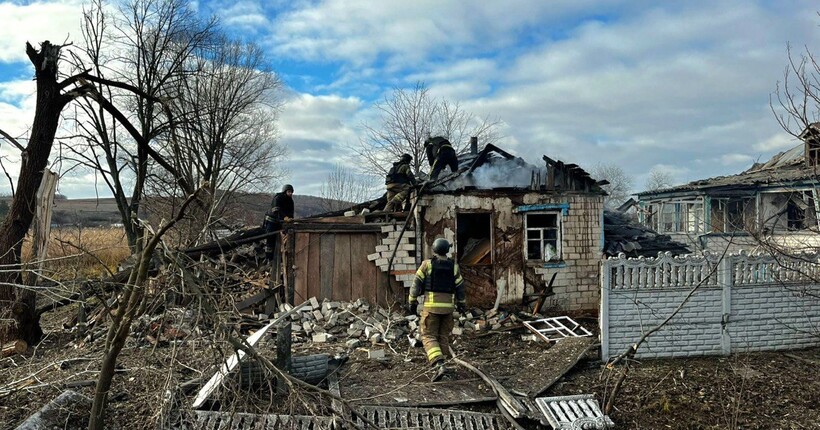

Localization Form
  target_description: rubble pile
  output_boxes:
[267,297,530,352]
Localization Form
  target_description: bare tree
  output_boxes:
[63,0,215,248]
[591,162,635,209]
[319,164,378,211]
[0,37,189,345]
[771,42,820,137]
[147,36,286,243]
[355,82,502,176]
[645,168,674,191]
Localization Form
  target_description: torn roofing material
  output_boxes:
[637,143,817,198]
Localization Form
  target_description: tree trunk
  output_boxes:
[0,41,64,344]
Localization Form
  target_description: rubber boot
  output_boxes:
[431,361,447,382]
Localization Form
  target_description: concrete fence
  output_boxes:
[600,251,820,360]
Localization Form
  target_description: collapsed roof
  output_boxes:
[637,143,815,198]
[425,144,606,194]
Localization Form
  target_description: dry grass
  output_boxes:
[23,227,131,280]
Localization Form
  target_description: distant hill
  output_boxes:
[0,194,353,228]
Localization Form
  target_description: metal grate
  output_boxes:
[523,316,592,342]
[535,394,614,430]
[190,411,334,430]
[354,405,513,430]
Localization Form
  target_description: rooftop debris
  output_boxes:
[603,210,689,257]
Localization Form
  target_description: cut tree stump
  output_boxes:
[2,340,27,357]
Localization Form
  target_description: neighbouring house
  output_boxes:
[280,141,608,312]
[636,127,820,255]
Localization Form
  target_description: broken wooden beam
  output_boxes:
[453,357,527,422]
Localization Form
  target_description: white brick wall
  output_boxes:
[370,221,417,289]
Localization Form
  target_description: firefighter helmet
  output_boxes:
[432,238,451,256]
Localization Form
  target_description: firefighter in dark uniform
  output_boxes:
[264,184,294,260]
[384,153,416,212]
[424,136,459,179]
[407,238,466,380]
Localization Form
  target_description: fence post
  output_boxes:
[600,258,611,360]
[720,255,733,355]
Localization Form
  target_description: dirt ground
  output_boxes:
[1,304,819,429]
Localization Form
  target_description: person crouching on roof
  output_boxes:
[407,238,467,381]
[424,136,459,180]
[384,153,416,212]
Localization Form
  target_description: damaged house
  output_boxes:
[282,141,607,312]
[636,126,820,254]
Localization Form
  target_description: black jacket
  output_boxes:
[271,191,294,220]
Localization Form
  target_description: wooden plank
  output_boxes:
[333,234,353,302]
[307,233,322,302]
[320,233,336,301]
[376,261,387,307]
[294,232,310,303]
[350,234,376,303]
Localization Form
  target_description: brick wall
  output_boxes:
[602,252,820,359]
[419,192,604,311]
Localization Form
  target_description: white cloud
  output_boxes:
[720,153,755,166]
[753,133,799,152]
[0,1,84,64]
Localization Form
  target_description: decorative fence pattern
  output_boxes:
[601,251,820,360]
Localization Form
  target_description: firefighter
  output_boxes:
[424,136,459,180]
[384,153,416,212]
[263,184,295,259]
[407,238,467,381]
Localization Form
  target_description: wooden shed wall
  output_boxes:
[290,231,394,306]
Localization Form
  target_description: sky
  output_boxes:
[1,0,819,199]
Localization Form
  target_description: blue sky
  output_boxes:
[1,0,819,198]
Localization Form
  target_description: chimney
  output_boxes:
[470,136,478,154]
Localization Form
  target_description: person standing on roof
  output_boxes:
[407,238,467,381]
[384,153,416,212]
[263,184,295,260]
[425,136,459,180]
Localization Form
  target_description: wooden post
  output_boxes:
[275,322,292,395]
[31,169,57,278]
[266,233,282,314]
[286,228,296,305]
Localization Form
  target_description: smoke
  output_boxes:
[439,157,545,191]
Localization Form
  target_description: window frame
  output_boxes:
[524,211,563,262]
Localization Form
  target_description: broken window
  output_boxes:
[525,212,561,262]
[652,200,703,233]
[787,198,806,230]
[711,197,756,232]
[807,138,820,167]
[456,213,492,265]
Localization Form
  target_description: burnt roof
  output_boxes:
[426,143,605,194]
[637,143,819,198]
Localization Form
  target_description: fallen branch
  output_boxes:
[453,357,527,430]
[178,255,380,430]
